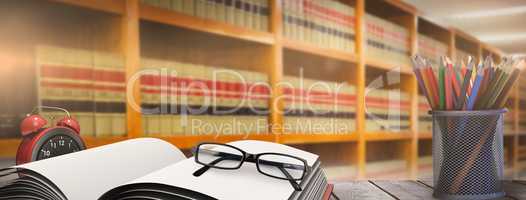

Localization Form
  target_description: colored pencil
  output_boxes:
[411,55,523,111]
[455,57,474,110]
[466,63,484,110]
[439,66,446,110]
[412,56,435,109]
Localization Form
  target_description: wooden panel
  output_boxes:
[417,17,450,43]
[333,182,394,200]
[365,131,413,141]
[139,3,275,45]
[418,132,432,139]
[365,58,413,75]
[366,0,414,24]
[419,180,519,200]
[49,0,125,14]
[418,179,434,187]
[0,139,19,158]
[283,48,357,83]
[282,39,358,63]
[371,180,436,199]
[454,29,480,57]
[83,136,128,148]
[384,0,418,15]
[453,28,480,44]
[504,181,526,199]
[279,134,357,145]
[337,181,525,200]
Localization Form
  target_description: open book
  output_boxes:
[0,138,329,200]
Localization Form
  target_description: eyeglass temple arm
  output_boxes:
[193,157,224,177]
[200,149,305,170]
[278,167,302,191]
[193,153,242,177]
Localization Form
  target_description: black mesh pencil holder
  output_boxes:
[431,109,506,200]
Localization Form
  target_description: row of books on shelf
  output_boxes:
[36,46,127,137]
[282,76,356,134]
[141,0,269,32]
[364,88,410,132]
[366,13,411,68]
[140,58,270,135]
[418,34,448,66]
[282,0,355,52]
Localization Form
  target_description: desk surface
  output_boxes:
[333,180,526,200]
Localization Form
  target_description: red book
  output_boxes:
[322,184,335,200]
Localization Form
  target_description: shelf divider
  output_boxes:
[122,0,143,139]
[355,0,367,179]
[407,14,419,179]
[269,0,284,142]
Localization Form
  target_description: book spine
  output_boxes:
[143,0,160,6]
[206,0,217,20]
[234,0,245,28]
[196,0,207,18]
[225,0,235,25]
[216,0,226,23]
[158,0,172,9]
[183,0,195,15]
[172,0,184,12]
[244,0,253,29]
[251,0,260,31]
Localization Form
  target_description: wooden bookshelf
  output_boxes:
[453,28,482,62]
[49,0,125,14]
[365,131,413,141]
[0,0,519,180]
[280,134,358,145]
[279,0,359,175]
[282,39,358,63]
[418,132,432,139]
[139,3,275,45]
[482,44,504,64]
[365,58,413,74]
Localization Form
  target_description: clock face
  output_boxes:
[36,134,82,160]
[29,127,86,162]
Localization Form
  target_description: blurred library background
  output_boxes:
[1,0,526,181]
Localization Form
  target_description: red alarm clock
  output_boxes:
[16,106,86,165]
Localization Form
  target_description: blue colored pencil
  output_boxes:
[466,63,484,110]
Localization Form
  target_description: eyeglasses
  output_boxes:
[193,143,308,191]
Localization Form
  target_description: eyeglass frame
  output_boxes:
[193,142,309,190]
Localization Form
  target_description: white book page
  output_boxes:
[13,138,186,200]
[125,140,318,200]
